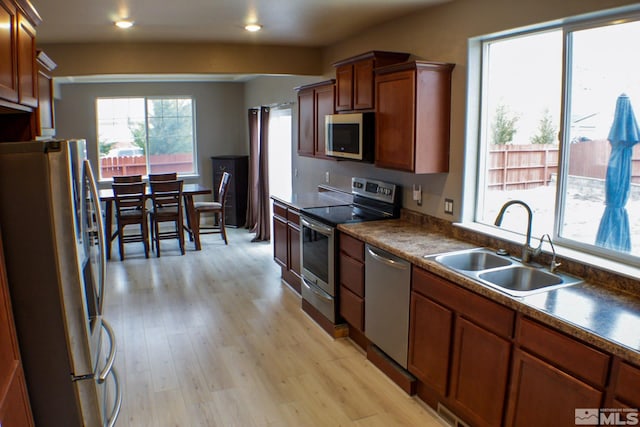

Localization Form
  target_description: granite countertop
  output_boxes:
[339,219,640,365]
[271,189,352,210]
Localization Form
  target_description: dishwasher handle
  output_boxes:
[366,245,409,270]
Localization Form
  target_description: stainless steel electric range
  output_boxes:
[299,177,401,325]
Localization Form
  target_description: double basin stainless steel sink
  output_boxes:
[425,248,583,297]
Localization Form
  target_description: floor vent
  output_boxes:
[437,403,470,427]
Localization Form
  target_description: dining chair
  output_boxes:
[149,172,178,182]
[112,182,150,260]
[193,171,231,245]
[149,179,185,256]
[113,174,142,183]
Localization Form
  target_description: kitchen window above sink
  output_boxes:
[464,6,640,271]
[427,248,584,297]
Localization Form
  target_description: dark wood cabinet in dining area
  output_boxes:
[211,156,248,227]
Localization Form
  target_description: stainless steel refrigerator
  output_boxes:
[0,140,121,426]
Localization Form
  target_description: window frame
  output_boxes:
[95,95,198,181]
[463,4,640,269]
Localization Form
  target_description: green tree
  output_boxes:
[491,104,519,145]
[99,140,115,156]
[530,109,557,145]
[129,99,193,155]
[129,120,147,154]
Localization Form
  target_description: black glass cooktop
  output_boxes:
[301,204,392,227]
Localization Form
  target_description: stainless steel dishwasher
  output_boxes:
[365,243,411,369]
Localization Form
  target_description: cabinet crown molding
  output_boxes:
[15,0,42,26]
[332,51,410,67]
[294,79,336,92]
[375,60,455,75]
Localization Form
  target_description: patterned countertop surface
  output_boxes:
[338,219,640,365]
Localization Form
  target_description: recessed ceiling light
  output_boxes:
[115,20,134,29]
[244,23,262,32]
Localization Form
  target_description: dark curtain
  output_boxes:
[245,108,259,231]
[251,106,271,242]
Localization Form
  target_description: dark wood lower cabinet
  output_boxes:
[338,234,365,340]
[286,213,301,293]
[339,285,363,330]
[273,213,287,269]
[609,360,640,408]
[505,349,603,427]
[408,291,452,396]
[449,317,511,427]
[271,199,301,293]
[0,230,34,425]
[0,368,33,426]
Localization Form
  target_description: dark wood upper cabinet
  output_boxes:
[295,80,335,159]
[16,10,36,108]
[333,51,409,112]
[334,64,353,111]
[0,0,18,104]
[314,83,334,158]
[375,60,454,173]
[0,0,41,141]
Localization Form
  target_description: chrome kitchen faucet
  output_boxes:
[494,200,539,263]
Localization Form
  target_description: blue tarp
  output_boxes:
[595,94,640,252]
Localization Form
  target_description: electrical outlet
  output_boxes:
[325,171,330,183]
[444,198,454,215]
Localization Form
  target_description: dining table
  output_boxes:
[99,183,212,260]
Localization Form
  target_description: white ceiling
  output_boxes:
[31,0,447,47]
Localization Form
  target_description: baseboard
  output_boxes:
[366,343,417,395]
[301,299,348,338]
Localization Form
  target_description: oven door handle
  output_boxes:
[301,217,333,235]
[302,278,332,302]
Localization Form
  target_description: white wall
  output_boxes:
[54,81,246,194]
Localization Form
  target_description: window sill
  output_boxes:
[454,221,640,281]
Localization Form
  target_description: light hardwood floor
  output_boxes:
[105,227,447,427]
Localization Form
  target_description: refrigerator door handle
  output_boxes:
[98,319,116,383]
[106,367,122,427]
[84,159,106,313]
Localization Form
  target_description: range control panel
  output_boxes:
[352,177,399,204]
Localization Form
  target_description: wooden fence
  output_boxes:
[567,139,640,184]
[487,145,559,191]
[100,153,194,178]
[488,140,640,191]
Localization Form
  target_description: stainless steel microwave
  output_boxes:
[324,112,374,161]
